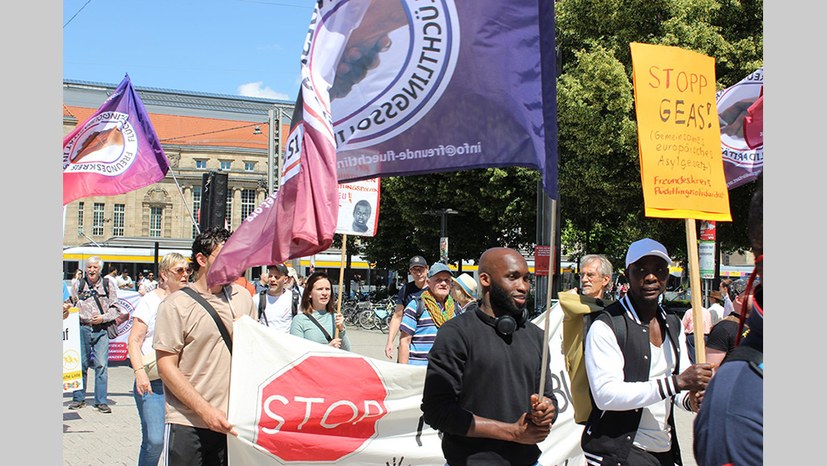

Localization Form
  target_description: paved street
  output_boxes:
[62,324,698,465]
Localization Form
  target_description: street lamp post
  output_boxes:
[267,108,283,196]
[425,208,459,264]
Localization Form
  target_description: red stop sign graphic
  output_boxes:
[255,354,389,462]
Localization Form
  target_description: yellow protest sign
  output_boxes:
[630,42,731,221]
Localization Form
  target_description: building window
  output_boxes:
[244,161,255,172]
[77,202,84,236]
[93,203,105,236]
[225,195,233,229]
[241,189,256,220]
[149,207,163,237]
[192,186,202,238]
[113,204,125,237]
[195,160,207,169]
[220,160,232,171]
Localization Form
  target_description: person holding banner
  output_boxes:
[290,272,351,351]
[581,238,713,466]
[68,256,120,413]
[154,227,257,466]
[128,253,190,466]
[694,179,763,466]
[422,247,558,465]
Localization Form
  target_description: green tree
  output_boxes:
[555,0,763,270]
[355,0,763,277]
[360,168,539,274]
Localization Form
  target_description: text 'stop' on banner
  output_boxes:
[316,0,558,198]
[630,42,731,221]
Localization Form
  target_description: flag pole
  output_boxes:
[537,198,557,398]
[168,166,200,234]
[335,235,347,339]
[685,219,706,363]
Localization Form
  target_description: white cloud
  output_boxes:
[237,81,289,100]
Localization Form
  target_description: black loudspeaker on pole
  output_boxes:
[200,171,228,232]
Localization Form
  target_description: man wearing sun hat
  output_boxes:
[399,262,458,366]
[581,238,713,466]
[451,273,478,312]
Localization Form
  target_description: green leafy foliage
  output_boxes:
[355,0,762,276]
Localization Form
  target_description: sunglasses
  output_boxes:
[170,266,192,276]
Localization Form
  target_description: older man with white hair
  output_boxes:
[69,256,120,413]
[578,254,613,300]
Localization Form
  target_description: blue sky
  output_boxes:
[63,0,316,100]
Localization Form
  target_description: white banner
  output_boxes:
[109,290,142,361]
[228,307,585,466]
[532,304,587,466]
[63,307,83,393]
[229,316,444,465]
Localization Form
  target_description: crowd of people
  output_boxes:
[64,178,762,466]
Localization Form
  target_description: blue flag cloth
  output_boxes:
[323,0,558,198]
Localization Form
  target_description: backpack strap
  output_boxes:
[413,294,425,322]
[181,287,232,354]
[258,290,269,326]
[291,287,300,317]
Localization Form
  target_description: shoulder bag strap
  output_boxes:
[86,277,107,316]
[258,291,269,326]
[305,313,333,342]
[181,287,233,354]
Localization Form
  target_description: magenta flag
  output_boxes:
[207,4,342,287]
[63,74,169,205]
[743,93,763,150]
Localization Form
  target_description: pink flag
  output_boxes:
[743,92,764,150]
[207,4,344,286]
[63,74,169,205]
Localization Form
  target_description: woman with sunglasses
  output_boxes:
[127,253,190,466]
[290,272,351,351]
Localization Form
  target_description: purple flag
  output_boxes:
[324,0,558,198]
[63,74,170,205]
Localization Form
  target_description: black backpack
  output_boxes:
[77,274,111,298]
[258,288,301,325]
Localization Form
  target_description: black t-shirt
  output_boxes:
[706,315,742,354]
[395,280,424,308]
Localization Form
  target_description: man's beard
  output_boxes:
[489,281,524,316]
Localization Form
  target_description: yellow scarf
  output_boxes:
[422,290,456,328]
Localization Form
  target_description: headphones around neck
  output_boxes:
[474,305,529,336]
[493,308,529,336]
